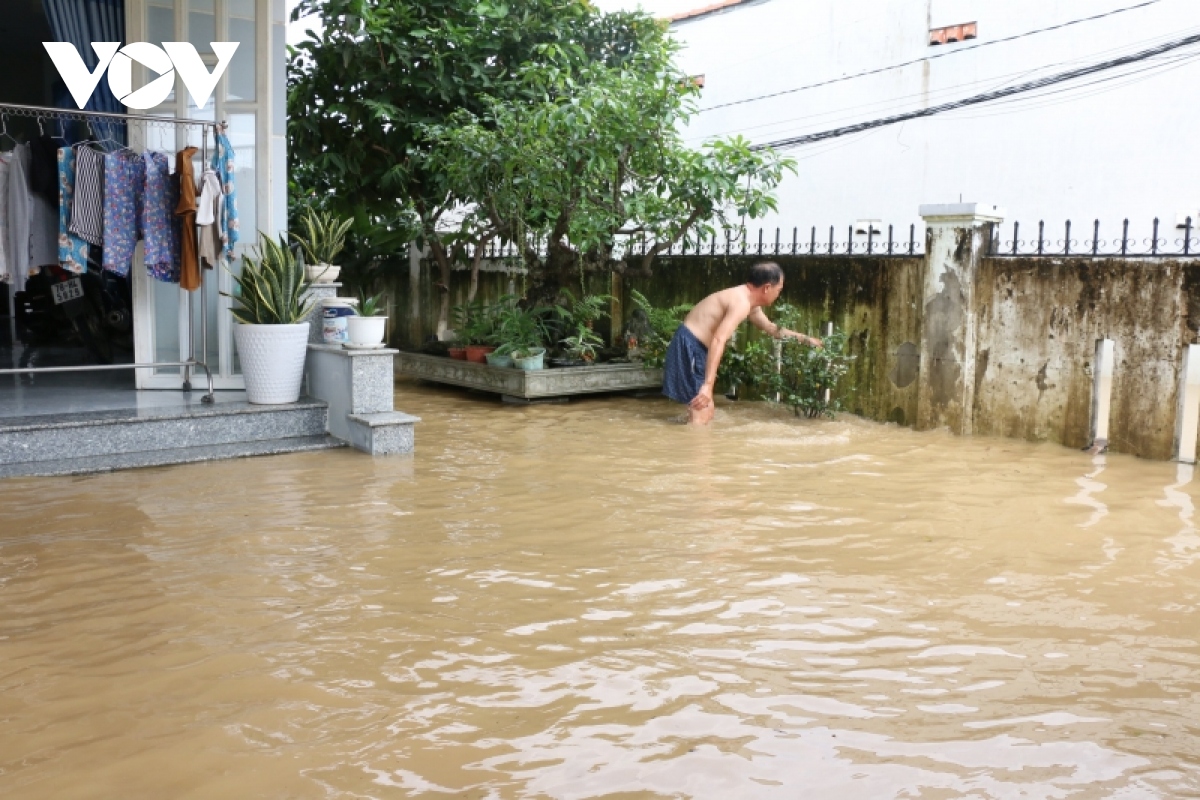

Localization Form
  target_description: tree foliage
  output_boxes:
[289,0,595,303]
[423,13,794,304]
[289,0,794,327]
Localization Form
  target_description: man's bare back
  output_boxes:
[661,263,822,425]
[682,285,758,349]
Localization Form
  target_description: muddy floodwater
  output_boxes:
[2,380,1200,798]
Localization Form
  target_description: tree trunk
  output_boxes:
[429,240,453,340]
[466,240,486,304]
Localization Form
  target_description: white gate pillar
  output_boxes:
[915,203,1005,434]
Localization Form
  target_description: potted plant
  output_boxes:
[346,290,388,347]
[447,302,475,360]
[550,290,611,366]
[291,208,353,283]
[556,322,605,367]
[224,234,316,404]
[494,296,551,370]
[450,300,498,362]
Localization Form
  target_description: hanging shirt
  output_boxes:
[0,155,10,284]
[211,127,238,263]
[28,191,58,270]
[174,146,200,291]
[29,135,59,208]
[7,143,31,292]
[69,145,104,247]
[57,148,90,274]
[141,151,179,283]
[196,167,224,270]
[101,150,145,277]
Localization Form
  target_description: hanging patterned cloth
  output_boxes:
[141,151,179,283]
[56,147,89,274]
[210,124,238,263]
[101,149,145,277]
[69,144,104,247]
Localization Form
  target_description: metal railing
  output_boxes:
[474,223,926,261]
[990,218,1200,258]
[0,102,218,403]
[641,224,924,258]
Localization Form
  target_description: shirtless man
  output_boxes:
[662,261,822,425]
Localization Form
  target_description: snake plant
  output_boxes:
[290,208,353,266]
[223,234,316,325]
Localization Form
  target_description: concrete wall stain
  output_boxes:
[923,268,966,413]
[890,341,920,388]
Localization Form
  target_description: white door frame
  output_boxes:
[126,0,277,391]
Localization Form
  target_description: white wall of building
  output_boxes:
[610,0,1200,241]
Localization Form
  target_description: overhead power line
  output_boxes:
[750,31,1200,151]
[700,0,1168,113]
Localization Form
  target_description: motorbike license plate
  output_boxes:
[51,278,84,305]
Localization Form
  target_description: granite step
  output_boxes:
[0,398,330,466]
[0,435,347,478]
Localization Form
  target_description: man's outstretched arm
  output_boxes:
[747,308,823,348]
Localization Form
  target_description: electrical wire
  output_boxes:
[687,24,1200,144]
[749,31,1200,151]
[922,51,1200,121]
[722,49,1199,146]
[697,0,1171,113]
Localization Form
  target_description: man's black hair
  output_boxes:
[747,261,783,287]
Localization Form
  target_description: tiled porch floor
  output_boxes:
[0,343,247,420]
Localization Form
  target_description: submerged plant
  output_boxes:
[224,234,315,325]
[719,303,854,418]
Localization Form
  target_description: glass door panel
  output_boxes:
[132,0,268,392]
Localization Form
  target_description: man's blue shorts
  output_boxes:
[662,324,708,404]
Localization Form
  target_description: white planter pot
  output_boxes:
[233,322,310,404]
[346,315,387,346]
[305,263,341,283]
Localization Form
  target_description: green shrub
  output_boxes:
[719,303,855,418]
[629,289,693,368]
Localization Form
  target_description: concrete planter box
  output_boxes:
[395,352,663,401]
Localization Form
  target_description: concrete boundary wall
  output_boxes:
[973,256,1200,460]
[388,216,1200,461]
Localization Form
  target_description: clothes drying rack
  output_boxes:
[0,101,220,403]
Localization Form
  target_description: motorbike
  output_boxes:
[14,263,133,364]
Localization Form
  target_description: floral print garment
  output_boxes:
[211,127,239,263]
[101,150,145,277]
[57,148,89,274]
[142,151,179,283]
